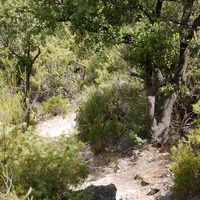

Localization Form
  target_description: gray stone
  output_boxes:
[117,189,139,200]
[85,184,117,200]
[147,188,160,195]
[156,191,175,200]
[117,133,135,152]
[141,180,150,186]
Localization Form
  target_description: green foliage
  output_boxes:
[171,133,200,199]
[123,23,179,76]
[193,100,200,115]
[0,126,89,199]
[77,27,123,56]
[32,29,76,100]
[0,1,79,127]
[171,100,200,199]
[0,87,25,125]
[42,95,72,118]
[0,0,44,73]
[77,77,146,153]
[34,0,140,55]
[193,99,200,126]
[84,49,127,86]
[0,166,33,200]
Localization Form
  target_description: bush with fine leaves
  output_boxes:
[171,132,200,199]
[43,95,72,118]
[0,126,89,200]
[171,100,200,199]
[76,78,146,153]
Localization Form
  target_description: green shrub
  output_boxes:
[171,132,200,199]
[0,125,89,200]
[171,100,200,199]
[43,95,72,117]
[0,166,33,200]
[0,87,25,125]
[76,79,146,153]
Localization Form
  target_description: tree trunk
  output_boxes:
[22,48,41,130]
[143,0,200,146]
[147,91,177,146]
[146,44,189,146]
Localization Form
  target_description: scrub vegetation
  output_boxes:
[0,0,200,199]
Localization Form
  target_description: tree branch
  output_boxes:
[71,59,87,68]
[130,71,144,80]
[32,47,41,64]
[155,0,164,18]
[147,68,164,95]
[22,187,32,200]
[193,14,200,30]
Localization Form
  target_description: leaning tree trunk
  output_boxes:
[145,68,178,146]
[147,90,178,146]
[147,42,189,146]
[145,0,200,146]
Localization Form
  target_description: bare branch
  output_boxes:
[193,14,200,30]
[22,187,32,200]
[71,59,87,68]
[32,47,41,64]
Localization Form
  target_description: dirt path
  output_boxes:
[36,114,174,199]
[81,145,174,200]
[36,112,76,137]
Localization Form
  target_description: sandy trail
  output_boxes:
[36,112,76,137]
[36,113,173,199]
[81,146,173,200]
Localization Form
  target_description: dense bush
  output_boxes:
[0,126,89,200]
[171,132,200,199]
[43,95,72,118]
[76,78,146,153]
[0,87,25,125]
[0,77,88,200]
[171,100,200,199]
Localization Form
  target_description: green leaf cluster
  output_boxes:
[124,23,179,74]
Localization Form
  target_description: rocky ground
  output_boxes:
[80,145,174,200]
[36,112,174,200]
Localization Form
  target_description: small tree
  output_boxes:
[34,0,200,145]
